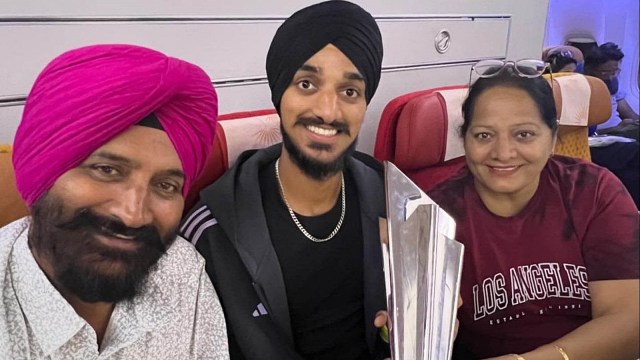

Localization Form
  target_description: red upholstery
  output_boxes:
[0,148,30,228]
[185,109,281,210]
[373,85,468,192]
[374,85,464,163]
[395,93,448,171]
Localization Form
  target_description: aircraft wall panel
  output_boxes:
[0,21,281,96]
[1,0,431,17]
[0,16,509,96]
[379,18,509,67]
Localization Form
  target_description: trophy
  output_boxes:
[381,161,464,360]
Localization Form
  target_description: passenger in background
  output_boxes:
[547,52,577,73]
[543,48,580,73]
[542,45,583,73]
[428,64,639,360]
[180,1,391,359]
[580,41,640,208]
[0,44,229,359]
[584,42,639,140]
[589,138,640,208]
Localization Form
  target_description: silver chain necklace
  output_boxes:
[274,158,345,243]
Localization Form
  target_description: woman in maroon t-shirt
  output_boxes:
[429,61,639,360]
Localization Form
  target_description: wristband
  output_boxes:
[379,324,389,343]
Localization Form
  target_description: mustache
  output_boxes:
[296,116,351,136]
[56,208,164,251]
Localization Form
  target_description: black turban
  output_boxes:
[266,0,383,111]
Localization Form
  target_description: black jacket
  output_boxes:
[180,144,389,360]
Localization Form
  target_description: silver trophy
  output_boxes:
[381,161,464,360]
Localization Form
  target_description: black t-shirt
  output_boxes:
[260,160,371,360]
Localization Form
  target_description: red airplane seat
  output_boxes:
[186,109,281,210]
[374,85,468,192]
[0,147,30,228]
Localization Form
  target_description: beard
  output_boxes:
[28,193,175,303]
[281,118,357,181]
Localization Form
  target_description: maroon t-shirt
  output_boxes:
[428,156,639,358]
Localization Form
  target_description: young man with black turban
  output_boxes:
[180,1,389,359]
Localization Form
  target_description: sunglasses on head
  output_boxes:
[471,59,549,79]
[467,59,555,98]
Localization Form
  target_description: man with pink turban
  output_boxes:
[0,44,229,359]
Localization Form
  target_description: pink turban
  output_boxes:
[13,44,218,206]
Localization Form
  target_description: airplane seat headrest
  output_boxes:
[545,73,611,160]
[551,73,611,124]
[373,85,467,192]
[394,87,468,171]
[186,109,281,209]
